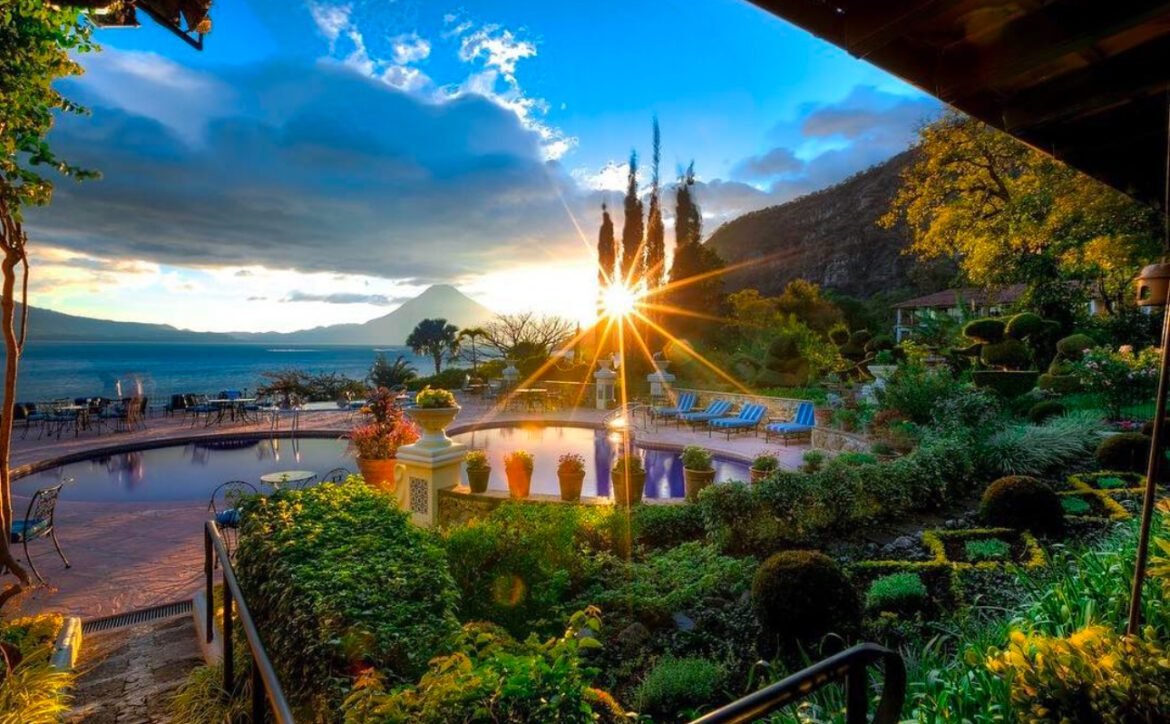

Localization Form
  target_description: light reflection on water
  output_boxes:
[19,427,749,503]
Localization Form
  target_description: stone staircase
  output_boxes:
[67,613,203,723]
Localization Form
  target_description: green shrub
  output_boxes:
[864,572,928,616]
[0,615,72,723]
[983,411,1102,477]
[681,445,713,471]
[444,503,607,638]
[1061,496,1093,516]
[1027,399,1066,424]
[965,538,1012,563]
[235,482,459,713]
[586,542,756,628]
[751,453,780,473]
[876,364,964,424]
[623,503,705,550]
[1096,475,1127,490]
[972,370,1039,398]
[801,450,825,473]
[1005,312,1045,339]
[751,551,860,645]
[343,609,621,723]
[979,476,1064,536]
[635,657,725,718]
[1096,432,1151,473]
[407,367,469,392]
[1037,372,1082,393]
[1056,333,1096,356]
[829,451,879,467]
[980,338,1030,369]
[963,318,1006,343]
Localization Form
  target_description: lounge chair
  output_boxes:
[650,392,697,423]
[709,402,768,439]
[764,401,816,445]
[678,399,733,429]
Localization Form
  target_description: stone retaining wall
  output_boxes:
[811,427,872,453]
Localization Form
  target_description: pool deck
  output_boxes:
[9,398,806,618]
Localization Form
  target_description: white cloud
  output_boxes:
[307,2,352,48]
[572,161,629,192]
[390,32,431,64]
[458,25,537,84]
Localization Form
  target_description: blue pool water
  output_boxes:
[19,426,750,503]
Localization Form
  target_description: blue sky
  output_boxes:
[25,0,938,331]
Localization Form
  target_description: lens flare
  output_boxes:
[601,282,639,320]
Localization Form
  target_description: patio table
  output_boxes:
[513,388,548,411]
[259,470,316,489]
[204,398,257,426]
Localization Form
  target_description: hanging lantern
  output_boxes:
[1136,262,1170,306]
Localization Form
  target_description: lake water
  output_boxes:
[15,342,435,402]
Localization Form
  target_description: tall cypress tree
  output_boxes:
[668,162,724,339]
[597,202,616,314]
[644,119,665,290]
[619,150,644,284]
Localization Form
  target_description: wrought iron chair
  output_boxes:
[207,480,258,558]
[320,467,352,485]
[11,484,70,584]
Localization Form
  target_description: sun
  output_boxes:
[601,282,639,320]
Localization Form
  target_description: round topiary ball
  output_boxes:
[1096,432,1152,473]
[979,476,1064,536]
[1005,312,1045,339]
[751,550,860,645]
[1027,400,1066,424]
[1056,333,1095,358]
[963,318,1006,343]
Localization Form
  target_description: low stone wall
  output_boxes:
[672,388,809,419]
[812,427,872,453]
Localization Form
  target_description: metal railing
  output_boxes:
[204,521,295,723]
[690,643,906,724]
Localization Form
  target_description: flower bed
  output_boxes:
[1069,470,1146,492]
[1058,489,1129,520]
[923,528,1047,570]
[849,561,959,615]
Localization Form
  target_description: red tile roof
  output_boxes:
[894,285,1027,309]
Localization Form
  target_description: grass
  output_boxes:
[1061,496,1092,516]
[964,538,1011,563]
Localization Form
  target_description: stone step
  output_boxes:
[67,614,203,724]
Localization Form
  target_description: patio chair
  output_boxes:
[650,392,697,424]
[321,467,352,484]
[678,399,733,429]
[764,401,816,446]
[11,484,69,584]
[709,402,769,439]
[208,480,259,558]
[14,403,44,440]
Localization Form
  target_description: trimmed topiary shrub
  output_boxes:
[1005,312,1045,339]
[755,333,811,387]
[1056,333,1095,356]
[1027,400,1066,424]
[972,370,1040,398]
[751,550,860,645]
[864,572,928,616]
[1095,432,1151,474]
[1037,372,1082,393]
[979,475,1064,536]
[963,318,1006,343]
[635,657,725,717]
[981,338,1030,368]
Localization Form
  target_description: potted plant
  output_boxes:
[681,445,715,501]
[750,452,780,483]
[503,450,534,499]
[348,387,420,492]
[868,350,897,380]
[557,452,586,502]
[465,449,491,494]
[407,387,460,449]
[611,454,646,507]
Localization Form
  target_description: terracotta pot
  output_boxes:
[749,467,773,484]
[612,470,646,507]
[683,468,715,501]
[356,458,397,493]
[558,470,585,501]
[405,405,460,449]
[814,408,832,427]
[505,463,532,499]
[467,466,491,494]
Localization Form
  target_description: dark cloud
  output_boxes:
[25,55,588,282]
[283,291,406,305]
[731,147,803,181]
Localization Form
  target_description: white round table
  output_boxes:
[259,470,316,488]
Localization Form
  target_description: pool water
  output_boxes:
[19,426,749,503]
[452,425,749,499]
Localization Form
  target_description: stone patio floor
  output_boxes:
[10,398,807,619]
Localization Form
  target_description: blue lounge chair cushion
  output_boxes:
[710,403,767,428]
[215,508,241,528]
[766,422,812,433]
[653,392,697,417]
[10,518,47,542]
[679,400,733,422]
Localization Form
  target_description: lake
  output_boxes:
[14,342,438,402]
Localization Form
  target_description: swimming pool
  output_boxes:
[18,426,750,503]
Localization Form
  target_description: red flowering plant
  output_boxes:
[348,387,420,460]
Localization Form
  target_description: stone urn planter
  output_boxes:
[868,364,896,381]
[504,451,533,499]
[683,468,715,501]
[405,405,460,450]
[356,458,397,493]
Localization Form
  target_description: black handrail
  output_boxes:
[204,520,296,723]
[690,643,906,724]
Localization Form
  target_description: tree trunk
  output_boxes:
[0,207,31,592]
[432,351,441,376]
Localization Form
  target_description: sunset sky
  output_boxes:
[26,0,938,332]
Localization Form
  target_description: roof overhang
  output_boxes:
[750,0,1170,206]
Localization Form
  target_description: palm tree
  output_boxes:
[406,318,460,375]
[369,353,417,388]
[459,326,488,375]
